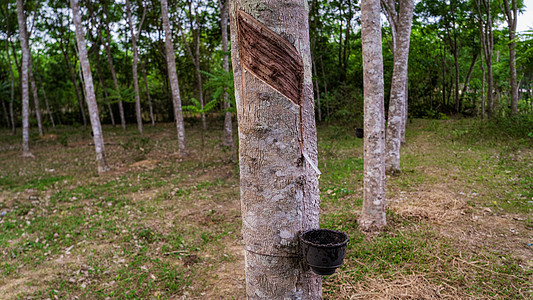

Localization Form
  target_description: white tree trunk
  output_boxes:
[220,0,233,148]
[161,0,186,153]
[383,0,414,174]
[16,0,32,157]
[71,0,109,173]
[230,1,322,298]
[359,0,387,231]
[126,0,143,134]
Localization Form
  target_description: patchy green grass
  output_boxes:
[1,118,532,299]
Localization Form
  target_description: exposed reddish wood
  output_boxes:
[236,10,303,106]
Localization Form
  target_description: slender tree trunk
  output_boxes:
[59,39,87,127]
[16,0,32,157]
[4,30,16,134]
[459,52,479,104]
[141,59,155,127]
[94,40,115,127]
[28,54,44,136]
[502,0,518,116]
[220,0,234,148]
[182,0,206,131]
[312,58,322,122]
[126,0,144,134]
[1,93,8,127]
[480,46,485,118]
[161,0,186,153]
[476,0,494,118]
[383,0,415,175]
[34,62,55,128]
[103,1,126,131]
[360,0,386,231]
[230,1,322,298]
[71,0,109,173]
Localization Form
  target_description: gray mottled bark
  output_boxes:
[360,0,386,231]
[383,0,414,175]
[126,0,144,134]
[220,0,233,148]
[28,54,44,136]
[16,0,32,157]
[230,0,322,298]
[161,0,186,153]
[71,0,109,173]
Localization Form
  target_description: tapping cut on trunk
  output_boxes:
[236,10,304,106]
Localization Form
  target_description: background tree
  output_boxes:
[16,0,32,157]
[161,0,186,154]
[383,0,415,175]
[70,0,109,173]
[359,0,387,231]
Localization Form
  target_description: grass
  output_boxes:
[0,118,532,299]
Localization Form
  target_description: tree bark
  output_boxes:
[103,0,126,131]
[126,0,145,134]
[383,0,414,175]
[71,0,109,173]
[219,0,234,148]
[230,0,322,298]
[360,0,387,231]
[16,0,32,157]
[161,0,187,153]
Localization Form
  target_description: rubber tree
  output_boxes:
[70,0,110,173]
[500,0,518,116]
[476,0,494,118]
[16,0,33,157]
[126,0,146,134]
[219,0,233,148]
[382,0,415,174]
[229,0,322,298]
[160,0,187,154]
[359,0,387,231]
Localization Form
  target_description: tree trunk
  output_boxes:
[16,0,32,157]
[34,61,55,128]
[183,0,206,131]
[459,52,479,104]
[94,40,116,127]
[103,1,126,131]
[360,0,386,231]
[229,1,322,298]
[502,0,518,116]
[141,59,155,127]
[383,0,415,175]
[476,0,494,118]
[312,58,322,122]
[480,45,485,118]
[71,0,109,173]
[1,93,8,127]
[220,0,234,148]
[4,27,16,134]
[161,0,186,153]
[28,54,44,136]
[126,0,144,134]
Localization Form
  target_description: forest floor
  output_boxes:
[0,118,532,299]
